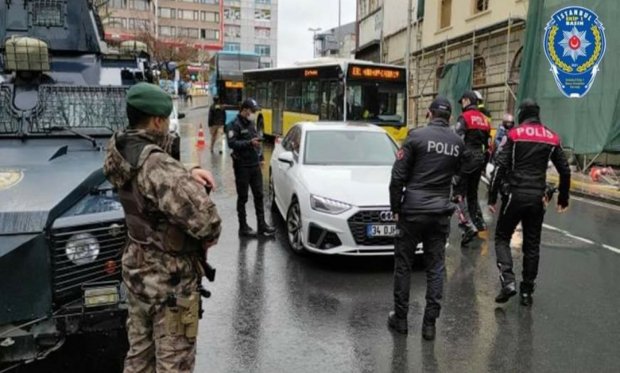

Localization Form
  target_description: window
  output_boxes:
[159,26,176,37]
[255,27,271,38]
[346,82,405,122]
[255,9,271,21]
[254,44,270,56]
[225,25,241,38]
[473,55,486,86]
[108,17,127,29]
[178,10,199,21]
[304,131,397,166]
[302,81,320,114]
[129,0,148,10]
[224,0,239,4]
[224,42,240,52]
[198,0,219,3]
[201,11,220,22]
[474,0,489,13]
[320,81,342,120]
[109,0,125,9]
[201,28,220,40]
[440,0,452,29]
[256,0,271,4]
[159,8,175,19]
[285,81,302,112]
[224,7,241,21]
[178,27,199,38]
[261,62,271,68]
[282,126,302,154]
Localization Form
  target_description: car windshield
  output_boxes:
[304,130,397,166]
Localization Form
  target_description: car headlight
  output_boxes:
[65,233,100,265]
[310,195,352,215]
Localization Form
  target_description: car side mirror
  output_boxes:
[278,151,294,165]
[178,112,186,119]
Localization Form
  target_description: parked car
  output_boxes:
[269,121,422,256]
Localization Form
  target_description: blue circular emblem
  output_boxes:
[543,6,606,98]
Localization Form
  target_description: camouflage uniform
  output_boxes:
[104,129,221,373]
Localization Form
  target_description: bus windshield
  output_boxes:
[345,82,405,123]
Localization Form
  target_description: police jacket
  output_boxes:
[456,105,491,153]
[488,118,571,207]
[227,114,263,167]
[390,118,465,216]
[208,104,226,127]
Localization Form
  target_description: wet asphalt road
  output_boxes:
[18,107,620,373]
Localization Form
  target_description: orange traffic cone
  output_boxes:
[197,124,206,148]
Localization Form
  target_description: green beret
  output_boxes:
[126,82,173,117]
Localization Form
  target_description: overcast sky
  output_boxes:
[277,0,357,67]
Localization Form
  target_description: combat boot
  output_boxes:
[257,222,276,237]
[495,282,517,303]
[239,222,257,237]
[520,282,535,306]
[387,311,408,335]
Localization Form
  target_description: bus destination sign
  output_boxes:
[225,81,244,89]
[304,69,319,77]
[348,65,404,81]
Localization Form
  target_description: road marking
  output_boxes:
[542,223,620,254]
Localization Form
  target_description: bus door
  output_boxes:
[272,81,285,135]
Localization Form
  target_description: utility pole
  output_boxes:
[309,27,322,58]
[405,0,413,125]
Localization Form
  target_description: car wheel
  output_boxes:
[286,199,305,254]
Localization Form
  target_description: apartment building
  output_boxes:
[314,22,357,59]
[357,0,529,127]
[222,0,278,68]
[103,0,223,51]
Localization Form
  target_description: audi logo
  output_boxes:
[379,211,397,222]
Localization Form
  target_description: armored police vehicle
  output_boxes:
[0,0,147,370]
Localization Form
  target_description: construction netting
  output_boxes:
[519,0,620,154]
[437,59,472,119]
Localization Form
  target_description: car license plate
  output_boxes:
[366,224,396,237]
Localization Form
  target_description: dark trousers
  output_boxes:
[393,215,449,325]
[457,154,486,231]
[494,192,546,287]
[234,165,265,226]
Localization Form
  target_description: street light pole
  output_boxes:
[308,27,322,58]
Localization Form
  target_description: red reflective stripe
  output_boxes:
[508,124,560,145]
[462,110,490,131]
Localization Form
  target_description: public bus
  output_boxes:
[243,58,407,140]
[209,51,261,124]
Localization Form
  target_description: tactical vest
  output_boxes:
[461,110,491,132]
[118,148,201,255]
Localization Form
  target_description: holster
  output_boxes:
[164,291,200,340]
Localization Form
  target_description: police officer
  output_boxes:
[228,98,276,237]
[488,99,571,306]
[103,83,222,372]
[388,97,465,340]
[455,90,492,245]
[208,95,226,153]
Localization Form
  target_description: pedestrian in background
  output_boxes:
[208,96,226,153]
[228,98,276,238]
[455,90,492,245]
[103,83,222,372]
[488,99,571,306]
[388,96,465,340]
[494,113,515,152]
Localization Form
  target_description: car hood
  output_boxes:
[300,165,392,207]
[0,139,108,235]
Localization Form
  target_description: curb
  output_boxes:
[547,174,620,206]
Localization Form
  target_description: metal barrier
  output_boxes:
[29,85,128,133]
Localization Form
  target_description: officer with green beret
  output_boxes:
[104,82,222,372]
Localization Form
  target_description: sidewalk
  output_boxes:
[547,167,620,205]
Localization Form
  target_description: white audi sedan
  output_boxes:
[269,122,420,256]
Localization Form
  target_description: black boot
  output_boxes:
[239,222,257,237]
[461,228,478,247]
[257,221,276,237]
[495,282,517,303]
[520,282,535,306]
[387,311,408,335]
[422,322,436,341]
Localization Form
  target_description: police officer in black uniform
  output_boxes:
[489,99,571,306]
[388,97,465,340]
[455,91,492,245]
[228,98,276,237]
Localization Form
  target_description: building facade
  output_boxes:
[314,22,357,59]
[357,0,529,127]
[222,0,278,68]
[102,0,224,51]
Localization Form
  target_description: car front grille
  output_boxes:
[347,209,396,246]
[51,221,126,304]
